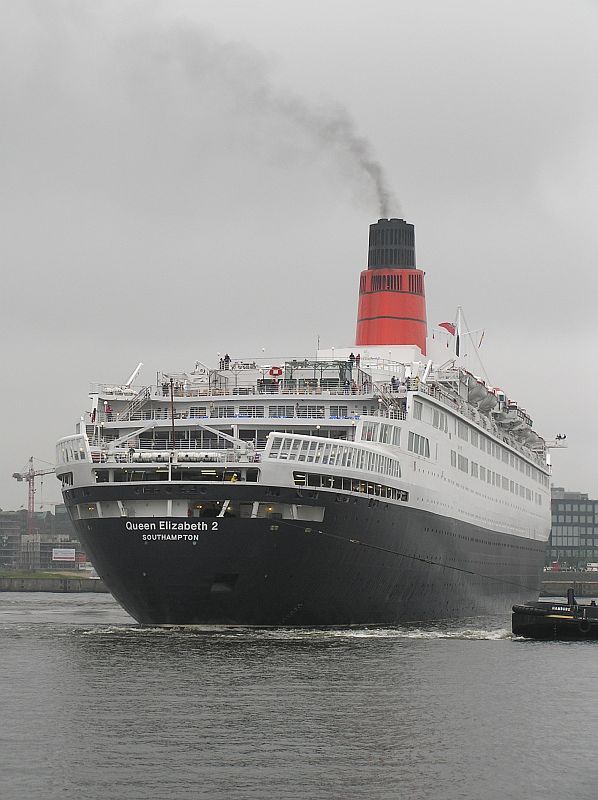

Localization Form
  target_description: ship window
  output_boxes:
[451,450,456,467]
[239,406,264,418]
[471,462,478,478]
[214,407,235,418]
[458,454,468,473]
[297,405,325,419]
[237,503,253,518]
[293,471,407,501]
[408,432,429,457]
[256,503,284,518]
[413,400,423,420]
[253,502,325,522]
[294,505,325,521]
[188,502,220,518]
[330,405,349,418]
[480,465,486,481]
[269,405,295,418]
[379,424,392,444]
[78,503,98,519]
[362,422,378,441]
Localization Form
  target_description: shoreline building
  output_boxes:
[0,505,83,570]
[549,487,598,569]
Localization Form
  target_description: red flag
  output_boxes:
[438,322,456,335]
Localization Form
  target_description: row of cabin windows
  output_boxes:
[137,403,370,426]
[152,405,347,420]
[57,440,87,464]
[269,435,401,478]
[94,468,260,483]
[450,450,542,504]
[361,421,401,446]
[413,398,548,487]
[293,471,409,501]
[73,501,323,522]
[218,502,325,521]
[412,399,448,433]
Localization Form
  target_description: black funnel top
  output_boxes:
[367,218,416,269]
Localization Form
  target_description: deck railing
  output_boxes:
[93,380,383,401]
[90,448,260,465]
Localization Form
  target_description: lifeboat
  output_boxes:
[515,429,543,449]
[496,409,520,425]
[465,373,488,404]
[478,389,498,413]
[526,432,544,449]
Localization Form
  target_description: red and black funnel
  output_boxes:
[355,218,427,354]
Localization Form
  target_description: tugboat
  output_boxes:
[512,589,598,640]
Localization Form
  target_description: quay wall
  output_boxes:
[0,577,108,593]
[540,572,598,598]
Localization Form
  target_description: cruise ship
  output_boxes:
[56,218,551,625]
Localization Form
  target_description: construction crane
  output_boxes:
[12,457,55,534]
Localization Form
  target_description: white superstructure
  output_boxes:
[56,352,551,545]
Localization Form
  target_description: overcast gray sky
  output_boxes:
[1,0,597,511]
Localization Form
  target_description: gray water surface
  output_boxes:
[1,592,597,800]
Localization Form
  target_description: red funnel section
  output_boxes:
[355,218,427,354]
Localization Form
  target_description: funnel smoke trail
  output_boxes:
[159,25,399,216]
[275,97,398,218]
[12,8,399,217]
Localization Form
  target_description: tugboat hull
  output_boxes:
[512,601,598,640]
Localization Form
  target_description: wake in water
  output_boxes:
[80,622,512,641]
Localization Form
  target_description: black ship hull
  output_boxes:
[65,484,545,625]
